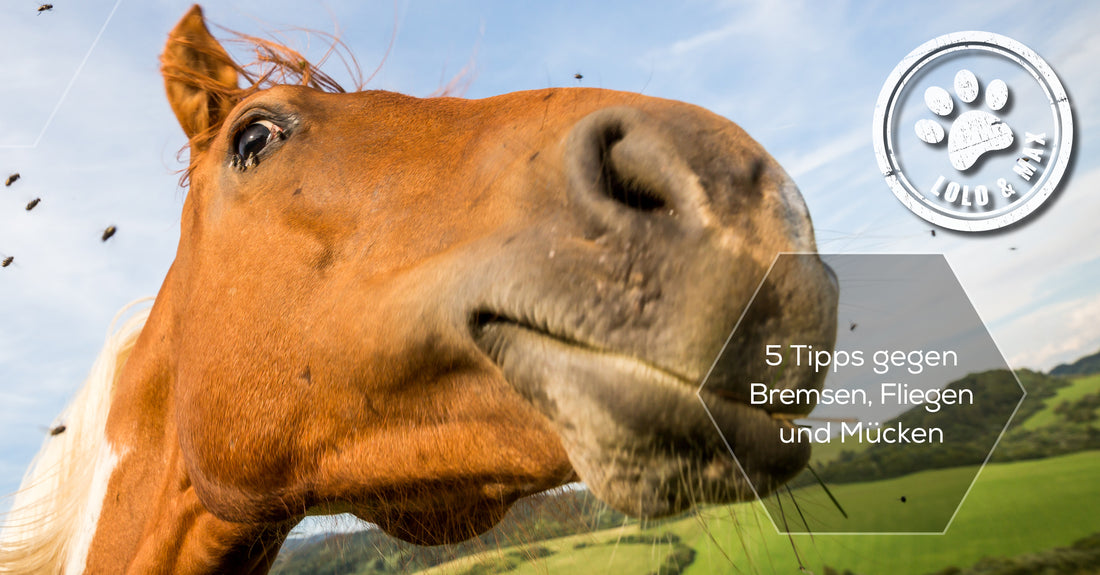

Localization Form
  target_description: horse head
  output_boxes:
[2,5,836,572]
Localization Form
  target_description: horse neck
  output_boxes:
[1,302,293,574]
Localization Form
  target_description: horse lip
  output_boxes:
[470,311,809,422]
[470,310,815,514]
[700,386,818,419]
[468,311,696,387]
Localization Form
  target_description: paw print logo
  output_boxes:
[914,70,1013,171]
[874,32,1072,232]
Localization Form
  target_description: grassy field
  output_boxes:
[759,464,977,533]
[418,451,1100,575]
[275,372,1098,574]
[1022,372,1100,430]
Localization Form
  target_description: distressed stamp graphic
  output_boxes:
[872,32,1073,232]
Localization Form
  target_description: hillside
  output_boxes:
[270,489,630,575]
[1050,347,1100,376]
[414,452,1100,575]
[272,367,1100,574]
[802,369,1100,486]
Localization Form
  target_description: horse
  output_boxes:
[0,5,837,573]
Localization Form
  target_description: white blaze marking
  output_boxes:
[64,443,122,575]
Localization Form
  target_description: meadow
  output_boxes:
[417,451,1100,575]
[274,369,1100,574]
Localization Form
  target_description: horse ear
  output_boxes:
[161,5,239,149]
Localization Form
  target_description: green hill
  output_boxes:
[271,489,631,575]
[413,451,1100,575]
[807,370,1026,485]
[992,371,1100,462]
[798,369,1100,488]
[1020,372,1100,431]
[1050,348,1100,377]
[272,369,1100,574]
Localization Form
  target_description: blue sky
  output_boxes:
[1,0,1097,530]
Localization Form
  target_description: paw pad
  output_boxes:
[914,70,1013,171]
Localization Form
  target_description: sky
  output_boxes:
[1,0,1097,534]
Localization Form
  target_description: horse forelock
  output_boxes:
[0,301,151,574]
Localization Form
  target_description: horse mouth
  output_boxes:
[469,311,813,517]
[471,311,694,388]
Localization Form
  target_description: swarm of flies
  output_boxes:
[2,168,120,275]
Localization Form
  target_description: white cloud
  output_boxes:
[1005,294,1100,370]
[784,128,867,181]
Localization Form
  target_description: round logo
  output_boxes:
[872,32,1072,232]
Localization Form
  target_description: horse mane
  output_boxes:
[0,300,152,574]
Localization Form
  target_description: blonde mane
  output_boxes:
[0,300,152,574]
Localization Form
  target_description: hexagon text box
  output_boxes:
[699,254,1024,534]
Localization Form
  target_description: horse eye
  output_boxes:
[235,120,280,162]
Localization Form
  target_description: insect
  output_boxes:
[1010,246,1017,251]
[102,225,117,242]
[37,4,53,15]
[49,424,66,436]
[2,256,13,268]
[900,496,907,503]
[849,321,858,332]
[573,73,583,80]
[5,173,19,187]
[930,229,936,237]
[26,198,41,211]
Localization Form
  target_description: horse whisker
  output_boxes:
[806,464,847,519]
[774,491,809,574]
[786,484,813,540]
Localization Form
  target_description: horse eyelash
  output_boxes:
[230,122,287,171]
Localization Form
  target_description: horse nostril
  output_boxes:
[567,108,702,232]
[596,124,669,212]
